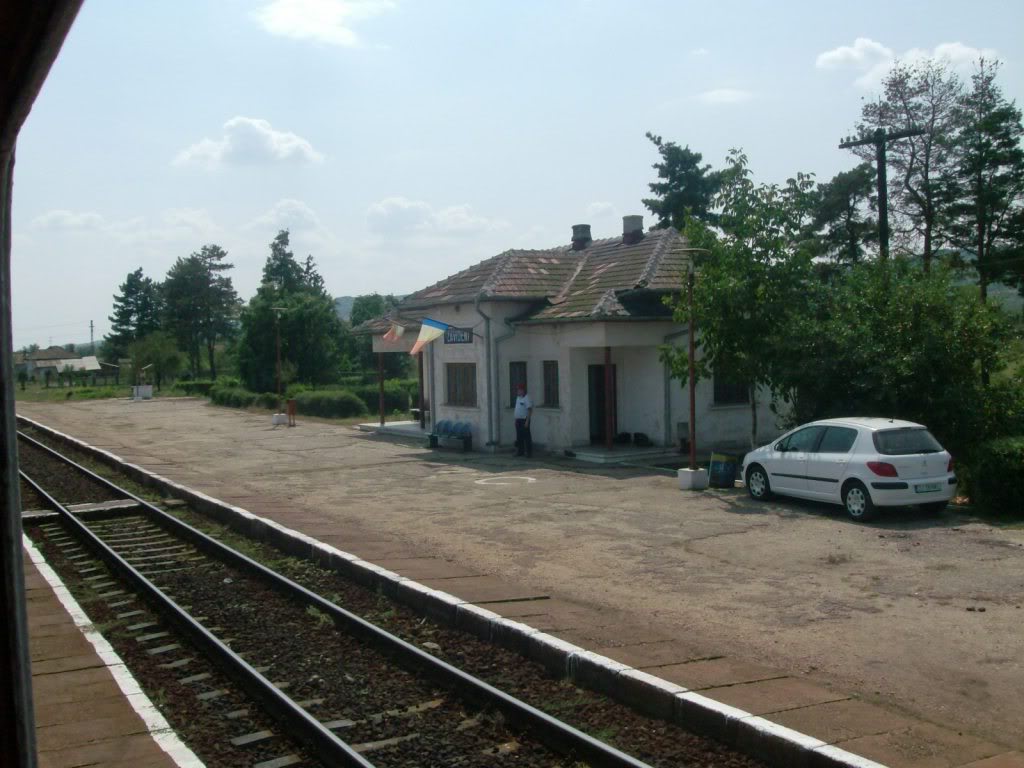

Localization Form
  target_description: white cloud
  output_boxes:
[31,210,106,231]
[689,47,709,57]
[254,0,395,47]
[366,196,506,237]
[30,207,220,246]
[246,199,325,233]
[816,37,893,72]
[174,117,324,168]
[697,88,753,105]
[816,38,998,89]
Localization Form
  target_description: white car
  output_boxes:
[740,417,956,521]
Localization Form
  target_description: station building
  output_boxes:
[357,216,782,456]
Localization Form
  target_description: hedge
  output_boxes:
[293,390,368,419]
[351,381,410,415]
[178,380,215,396]
[971,437,1024,517]
[209,386,258,409]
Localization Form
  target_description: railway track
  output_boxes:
[19,430,676,768]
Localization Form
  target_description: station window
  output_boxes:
[509,361,527,406]
[713,371,749,406]
[446,363,477,407]
[543,360,559,407]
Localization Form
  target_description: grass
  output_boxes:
[15,383,129,402]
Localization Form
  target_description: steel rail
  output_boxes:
[18,429,657,768]
[18,440,375,768]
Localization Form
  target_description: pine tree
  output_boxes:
[943,59,1024,303]
[642,133,722,230]
[104,268,162,361]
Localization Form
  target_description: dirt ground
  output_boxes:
[17,398,1024,752]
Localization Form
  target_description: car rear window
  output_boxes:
[873,428,943,455]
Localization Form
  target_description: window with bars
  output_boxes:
[509,361,527,407]
[713,372,749,406]
[446,363,477,407]
[542,360,559,407]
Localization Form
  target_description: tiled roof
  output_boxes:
[350,314,421,336]
[397,228,695,323]
[401,247,578,309]
[30,345,80,360]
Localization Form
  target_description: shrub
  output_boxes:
[210,386,257,409]
[351,381,410,415]
[285,383,312,399]
[293,390,368,419]
[971,437,1024,517]
[389,377,421,407]
[255,392,279,410]
[179,380,215,396]
[215,375,241,389]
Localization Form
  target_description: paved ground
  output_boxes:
[19,398,1024,767]
[24,552,181,768]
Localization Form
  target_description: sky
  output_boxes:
[10,0,1024,350]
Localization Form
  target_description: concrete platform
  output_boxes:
[16,399,1024,768]
[23,539,197,768]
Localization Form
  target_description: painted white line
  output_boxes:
[474,476,537,485]
[23,535,206,768]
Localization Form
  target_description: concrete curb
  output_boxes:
[18,414,889,768]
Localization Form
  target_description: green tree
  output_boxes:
[104,268,162,361]
[851,59,963,269]
[777,259,1009,463]
[642,132,722,230]
[128,331,183,390]
[809,162,877,263]
[238,232,344,393]
[663,150,817,447]
[162,245,240,378]
[262,230,306,294]
[943,59,1024,303]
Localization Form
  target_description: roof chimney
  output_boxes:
[571,223,592,251]
[622,215,644,245]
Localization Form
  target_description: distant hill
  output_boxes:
[334,295,407,323]
[333,296,356,321]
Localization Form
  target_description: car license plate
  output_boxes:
[915,482,941,494]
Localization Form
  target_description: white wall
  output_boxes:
[405,305,786,454]
[664,337,785,454]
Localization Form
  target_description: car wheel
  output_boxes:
[843,480,877,522]
[919,501,948,515]
[746,464,772,500]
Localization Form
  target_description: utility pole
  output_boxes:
[272,307,286,413]
[89,320,94,354]
[839,127,925,260]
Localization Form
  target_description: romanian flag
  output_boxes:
[409,318,447,356]
[382,323,405,343]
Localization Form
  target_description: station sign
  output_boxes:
[444,326,473,344]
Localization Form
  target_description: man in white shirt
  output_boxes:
[513,384,533,458]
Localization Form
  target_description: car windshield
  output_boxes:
[873,428,943,455]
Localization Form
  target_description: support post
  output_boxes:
[417,352,425,429]
[274,311,282,413]
[1,136,38,768]
[377,353,385,427]
[604,346,613,451]
[688,269,697,471]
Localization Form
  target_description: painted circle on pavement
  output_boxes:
[474,476,537,486]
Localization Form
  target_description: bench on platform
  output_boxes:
[428,420,472,452]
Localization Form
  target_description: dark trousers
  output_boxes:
[515,419,532,457]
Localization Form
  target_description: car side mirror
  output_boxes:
[775,443,786,452]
